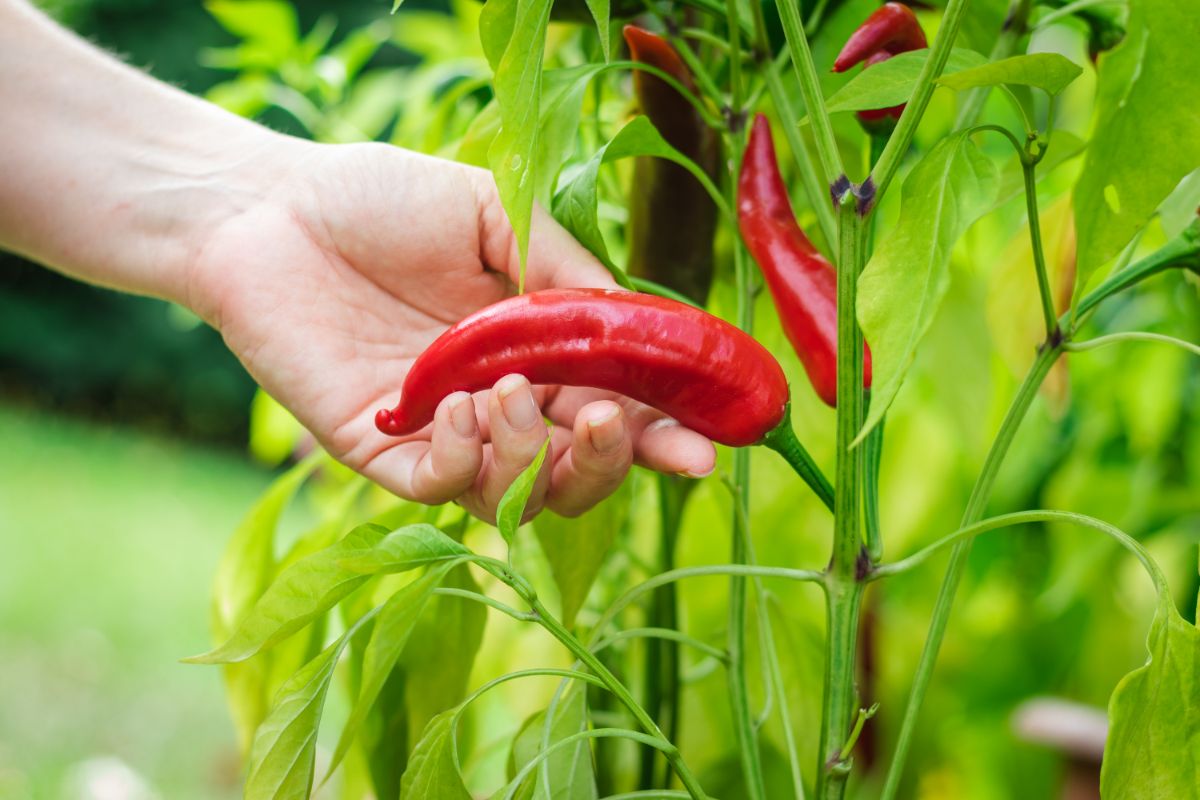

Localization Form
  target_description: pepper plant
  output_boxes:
[192,0,1200,798]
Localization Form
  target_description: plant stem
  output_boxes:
[816,198,869,800]
[775,0,844,183]
[1022,155,1060,339]
[878,341,1061,800]
[749,0,837,249]
[871,0,974,204]
[761,417,835,511]
[1074,219,1200,319]
[531,597,711,799]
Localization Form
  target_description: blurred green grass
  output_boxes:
[0,404,273,799]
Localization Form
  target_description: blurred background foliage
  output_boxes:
[1,0,1197,798]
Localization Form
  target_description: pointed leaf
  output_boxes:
[936,53,1083,96]
[857,132,1000,442]
[497,437,551,546]
[188,524,387,665]
[399,709,472,799]
[338,523,472,575]
[1101,597,1200,796]
[1073,0,1200,289]
[821,49,987,117]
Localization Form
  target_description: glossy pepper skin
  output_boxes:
[624,25,720,305]
[832,2,927,125]
[375,289,789,447]
[737,115,872,407]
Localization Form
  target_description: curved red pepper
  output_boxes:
[832,3,927,124]
[623,25,720,305]
[375,289,789,447]
[737,115,872,407]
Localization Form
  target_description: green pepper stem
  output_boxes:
[761,415,835,511]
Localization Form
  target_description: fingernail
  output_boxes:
[677,464,715,480]
[644,417,680,434]
[497,374,540,430]
[586,404,623,454]
[448,392,476,438]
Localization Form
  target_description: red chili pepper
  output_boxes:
[737,115,872,407]
[832,2,927,125]
[623,25,720,305]
[374,289,789,447]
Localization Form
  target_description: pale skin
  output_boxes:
[0,0,716,522]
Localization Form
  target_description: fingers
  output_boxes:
[457,375,553,524]
[470,167,618,292]
[358,391,483,504]
[545,401,635,517]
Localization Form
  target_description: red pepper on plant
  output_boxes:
[737,114,872,407]
[832,2,928,127]
[623,24,720,305]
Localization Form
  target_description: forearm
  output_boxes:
[0,0,297,306]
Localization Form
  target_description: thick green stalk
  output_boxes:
[871,0,974,203]
[878,342,1061,800]
[816,199,868,800]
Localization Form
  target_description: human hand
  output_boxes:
[187,141,716,521]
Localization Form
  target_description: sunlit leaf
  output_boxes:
[399,708,472,799]
[205,0,298,64]
[243,613,373,800]
[325,561,460,779]
[1102,597,1200,796]
[187,524,387,665]
[338,523,472,575]
[497,437,551,546]
[937,53,1083,96]
[820,49,987,117]
[583,0,610,62]
[1073,0,1200,290]
[857,132,1000,442]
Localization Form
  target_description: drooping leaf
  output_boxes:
[1101,597,1200,797]
[399,708,473,799]
[583,0,610,62]
[1073,0,1200,290]
[325,561,460,779]
[508,687,597,800]
[856,132,1000,442]
[399,562,488,749]
[936,53,1083,96]
[551,115,718,287]
[497,437,551,546]
[243,612,373,800]
[338,523,472,575]
[820,49,988,117]
[535,481,630,628]
[187,524,387,665]
[480,0,555,289]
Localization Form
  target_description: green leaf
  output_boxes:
[551,115,719,289]
[325,561,460,779]
[535,481,630,628]
[399,708,472,799]
[1073,0,1200,289]
[398,563,487,749]
[338,523,472,575]
[856,132,1000,443]
[480,0,554,290]
[936,53,1083,96]
[1101,597,1200,796]
[243,611,373,800]
[205,0,298,63]
[583,0,610,62]
[508,688,596,800]
[497,437,551,546]
[1159,168,1200,240]
[187,524,387,665]
[821,49,988,116]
